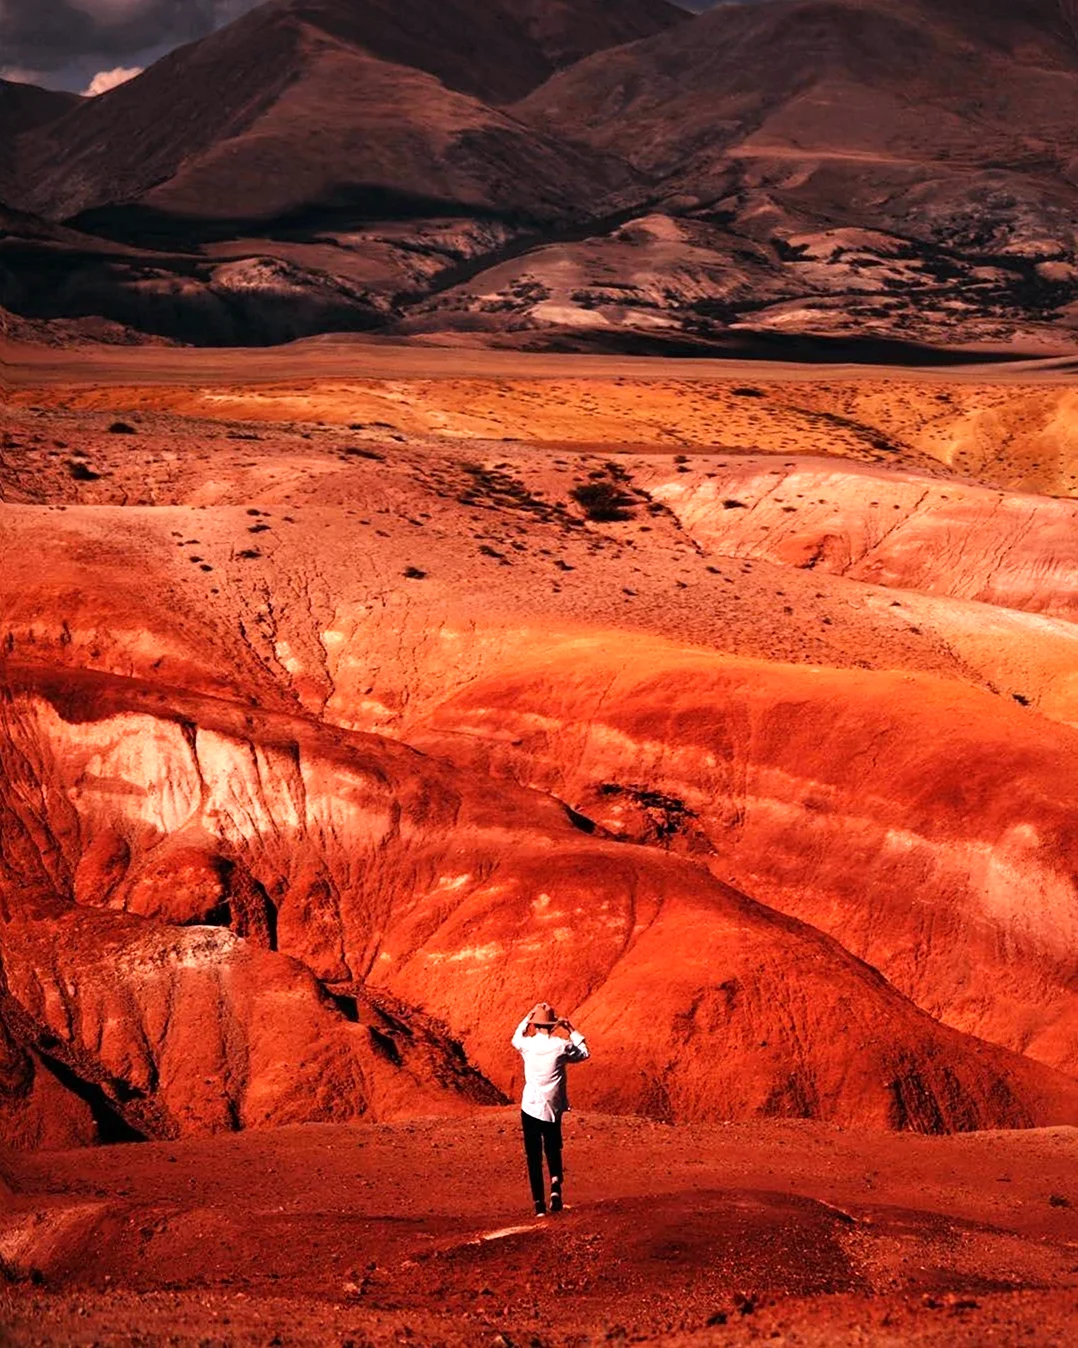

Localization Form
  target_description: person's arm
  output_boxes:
[511,1014,533,1052]
[557,1018,589,1061]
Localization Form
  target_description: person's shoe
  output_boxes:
[534,1202,547,1218]
[550,1181,563,1213]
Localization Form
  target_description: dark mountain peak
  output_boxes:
[5,0,687,223]
[0,79,83,136]
[6,0,650,228]
[496,0,688,66]
[9,0,1078,351]
[255,0,685,101]
[0,80,85,206]
[519,0,1078,160]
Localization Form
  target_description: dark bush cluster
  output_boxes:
[570,478,637,522]
[68,460,102,481]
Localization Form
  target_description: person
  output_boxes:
[511,1001,589,1217]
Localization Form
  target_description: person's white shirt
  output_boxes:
[511,1017,589,1122]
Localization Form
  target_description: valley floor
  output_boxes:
[2,1112,1077,1346]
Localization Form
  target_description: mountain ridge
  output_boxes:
[7,0,1078,351]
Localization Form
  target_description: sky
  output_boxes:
[0,0,721,95]
[0,0,263,93]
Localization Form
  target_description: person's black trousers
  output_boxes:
[521,1110,563,1207]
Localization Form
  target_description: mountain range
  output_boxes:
[5,0,1078,352]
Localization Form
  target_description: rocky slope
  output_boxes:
[0,80,81,206]
[0,908,504,1151]
[411,636,1078,1073]
[1,351,1077,1147]
[0,0,647,344]
[409,0,1078,349]
[6,660,1074,1145]
[0,80,81,136]
[495,0,1078,350]
[9,0,1078,347]
[6,0,678,227]
[13,13,628,230]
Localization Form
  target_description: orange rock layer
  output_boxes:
[1,355,1076,1147]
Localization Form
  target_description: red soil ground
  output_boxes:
[2,1113,1077,1346]
[1,339,1076,1344]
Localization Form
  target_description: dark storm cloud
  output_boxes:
[0,0,261,86]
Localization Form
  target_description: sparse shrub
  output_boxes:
[403,566,427,580]
[570,479,637,522]
[108,421,137,435]
[68,460,101,481]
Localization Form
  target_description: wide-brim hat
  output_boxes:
[529,1003,557,1028]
